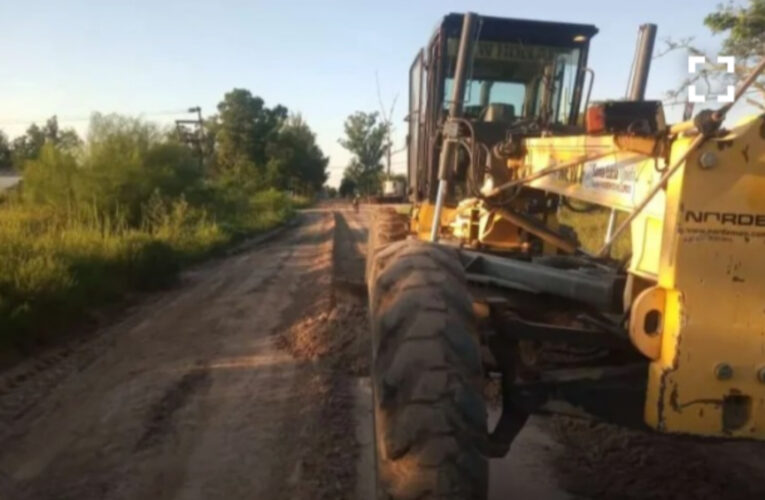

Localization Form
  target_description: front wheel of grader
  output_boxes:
[366,209,489,499]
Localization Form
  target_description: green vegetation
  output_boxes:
[338,111,389,196]
[393,203,411,216]
[558,207,631,260]
[0,90,326,352]
[661,0,765,108]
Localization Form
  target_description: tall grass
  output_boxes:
[0,115,295,352]
[290,194,313,210]
[558,206,631,260]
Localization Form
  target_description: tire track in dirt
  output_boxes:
[277,205,371,500]
[134,363,211,452]
[0,209,347,500]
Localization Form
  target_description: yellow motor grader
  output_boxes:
[366,11,765,500]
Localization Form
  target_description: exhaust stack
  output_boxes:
[627,23,657,100]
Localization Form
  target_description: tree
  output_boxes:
[211,88,288,179]
[11,116,81,170]
[12,124,45,169]
[338,111,388,195]
[706,0,765,62]
[704,0,765,107]
[660,0,765,109]
[339,176,357,197]
[0,131,12,170]
[23,113,201,222]
[265,114,328,194]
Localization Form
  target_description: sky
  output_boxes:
[0,0,741,186]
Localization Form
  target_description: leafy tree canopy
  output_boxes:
[1,88,329,198]
[23,113,201,222]
[210,88,287,175]
[266,114,328,193]
[0,132,12,170]
[339,176,357,197]
[706,1,765,107]
[661,0,765,108]
[338,111,388,195]
[11,116,81,170]
[705,0,765,61]
[206,89,327,194]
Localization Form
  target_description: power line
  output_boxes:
[0,108,193,127]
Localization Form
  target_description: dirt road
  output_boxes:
[1,204,764,500]
[0,207,359,500]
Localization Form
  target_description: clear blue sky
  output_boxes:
[0,0,735,186]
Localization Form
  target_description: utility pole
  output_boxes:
[376,72,398,181]
[386,139,392,177]
[175,107,205,169]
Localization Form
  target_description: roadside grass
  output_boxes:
[393,204,411,216]
[0,190,294,353]
[291,194,313,209]
[0,114,300,354]
[558,206,631,260]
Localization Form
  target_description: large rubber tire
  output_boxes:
[366,207,410,290]
[368,238,488,500]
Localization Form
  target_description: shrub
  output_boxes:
[0,115,296,351]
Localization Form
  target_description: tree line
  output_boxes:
[0,88,329,197]
[0,88,327,345]
[204,89,328,194]
[0,98,405,202]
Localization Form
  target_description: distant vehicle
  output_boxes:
[380,178,406,202]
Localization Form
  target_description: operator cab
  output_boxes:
[442,15,596,126]
[408,13,598,201]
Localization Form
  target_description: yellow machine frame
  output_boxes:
[526,117,765,438]
[413,115,765,439]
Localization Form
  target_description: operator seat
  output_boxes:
[483,103,515,122]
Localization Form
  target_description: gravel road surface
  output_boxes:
[1,203,764,500]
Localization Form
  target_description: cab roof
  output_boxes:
[440,13,599,47]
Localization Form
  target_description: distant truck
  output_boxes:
[380,178,405,202]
